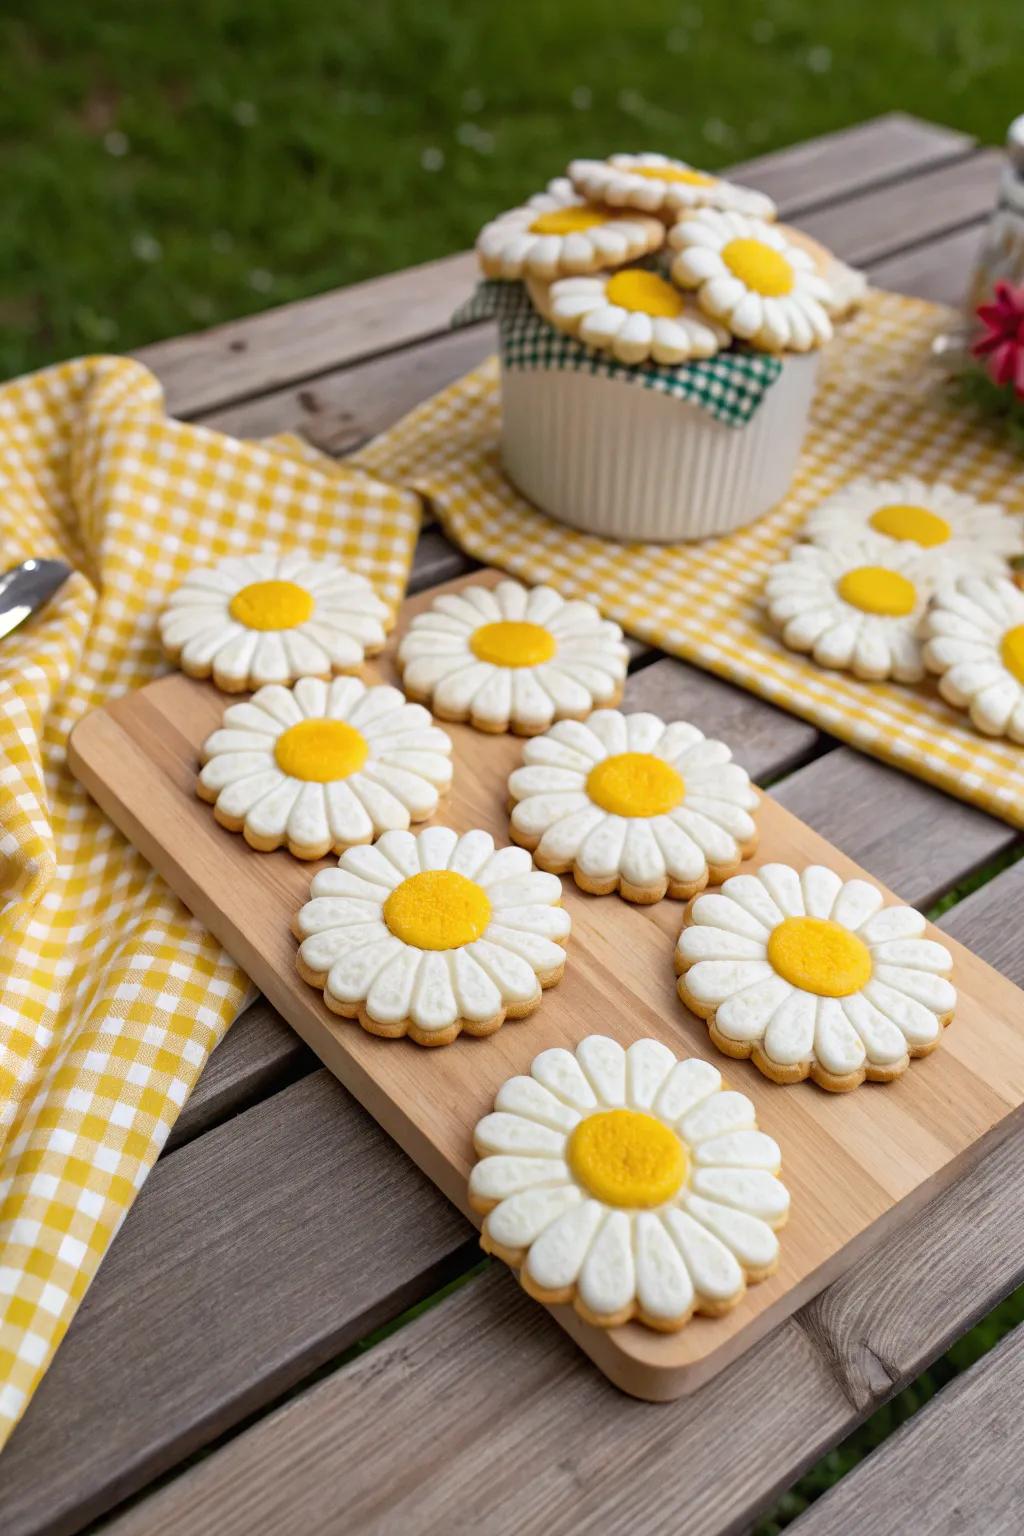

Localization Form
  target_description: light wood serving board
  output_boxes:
[69,569,1024,1402]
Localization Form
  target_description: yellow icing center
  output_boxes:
[633,165,715,188]
[529,207,607,236]
[229,579,314,631]
[837,566,917,617]
[605,269,685,319]
[1001,624,1024,685]
[586,752,685,818]
[768,916,872,998]
[868,502,951,548]
[469,620,556,668]
[721,237,794,297]
[274,720,368,782]
[383,870,491,951]
[568,1109,687,1209]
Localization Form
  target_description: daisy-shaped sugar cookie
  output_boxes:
[804,475,1023,578]
[509,710,759,903]
[568,153,776,221]
[778,225,867,319]
[540,269,730,365]
[198,677,453,859]
[294,827,569,1046]
[397,580,629,735]
[476,179,664,281]
[765,540,933,682]
[160,552,390,693]
[922,575,1024,741]
[676,864,955,1092]
[470,1035,788,1331]
[669,210,834,352]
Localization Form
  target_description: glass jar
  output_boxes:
[966,114,1024,316]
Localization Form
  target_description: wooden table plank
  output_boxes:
[869,222,984,310]
[135,115,973,423]
[798,149,1000,267]
[727,112,972,218]
[771,750,1019,912]
[99,859,1024,1536]
[788,1323,1024,1536]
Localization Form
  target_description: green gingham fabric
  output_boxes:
[452,280,783,427]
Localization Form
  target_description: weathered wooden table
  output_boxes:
[5,114,1022,1536]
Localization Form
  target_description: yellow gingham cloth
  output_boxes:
[0,355,420,1445]
[357,289,1024,828]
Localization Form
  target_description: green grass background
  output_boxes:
[2,0,1023,379]
[5,2,1024,1525]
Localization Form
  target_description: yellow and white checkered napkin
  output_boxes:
[356,290,1024,828]
[0,355,420,1445]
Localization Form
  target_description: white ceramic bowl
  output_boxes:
[499,350,820,543]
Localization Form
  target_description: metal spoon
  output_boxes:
[0,559,72,643]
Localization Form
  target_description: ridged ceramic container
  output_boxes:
[499,351,820,543]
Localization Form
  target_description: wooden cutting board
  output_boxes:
[68,568,1024,1402]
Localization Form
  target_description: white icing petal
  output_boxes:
[474,1112,567,1159]
[327,937,403,1001]
[448,948,504,1022]
[814,997,867,1076]
[690,1168,790,1222]
[364,947,422,1025]
[680,1090,756,1145]
[841,992,909,1064]
[685,1194,779,1270]
[634,1211,695,1322]
[577,1035,627,1106]
[662,1207,744,1303]
[531,1047,600,1112]
[832,878,886,931]
[694,1130,781,1170]
[763,990,817,1065]
[485,1185,582,1251]
[862,980,942,1046]
[683,960,776,1006]
[577,1210,635,1317]
[525,1199,605,1291]
[494,1076,582,1134]
[470,1156,572,1204]
[654,1058,722,1124]
[688,890,773,940]
[860,905,927,943]
[625,1038,677,1111]
[677,927,769,964]
[801,865,843,918]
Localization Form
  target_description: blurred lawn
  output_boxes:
[2,0,1023,377]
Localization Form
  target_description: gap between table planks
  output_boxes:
[69,566,1024,1405]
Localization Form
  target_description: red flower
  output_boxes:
[972,280,1024,399]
